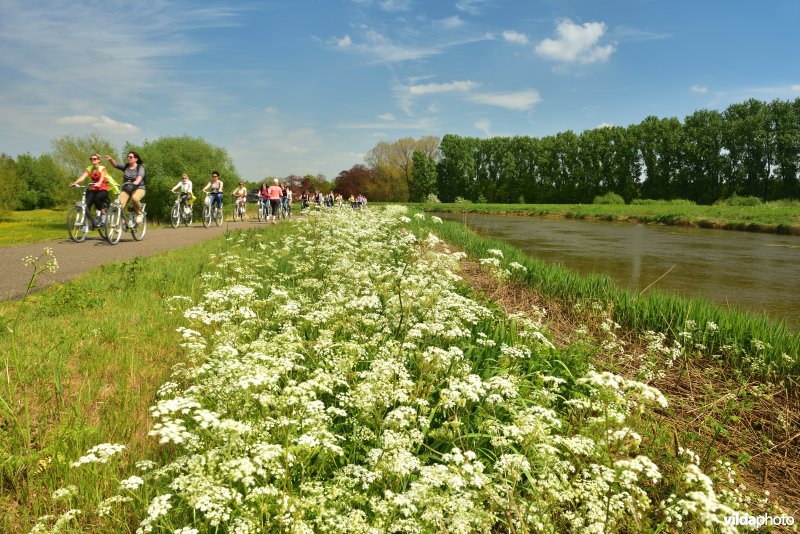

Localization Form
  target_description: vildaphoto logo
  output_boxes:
[724,513,795,528]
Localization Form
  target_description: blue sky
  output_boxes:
[2,0,799,181]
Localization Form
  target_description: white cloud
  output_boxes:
[455,0,490,15]
[336,34,353,47]
[469,89,541,111]
[594,122,613,129]
[378,113,396,121]
[264,106,279,114]
[690,84,709,94]
[409,80,478,94]
[535,19,616,64]
[378,0,411,11]
[437,15,464,29]
[791,84,800,92]
[474,119,491,136]
[502,30,529,45]
[56,115,139,132]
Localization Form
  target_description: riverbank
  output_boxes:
[408,201,800,235]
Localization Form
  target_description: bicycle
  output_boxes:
[202,192,223,228]
[66,185,107,242]
[232,194,247,222]
[105,197,146,244]
[171,193,194,228]
[256,197,270,222]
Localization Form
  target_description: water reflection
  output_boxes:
[437,212,800,330]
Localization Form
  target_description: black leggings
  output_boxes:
[85,189,109,216]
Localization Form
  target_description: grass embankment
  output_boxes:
[12,208,798,532]
[409,200,800,234]
[425,215,800,385]
[0,224,294,532]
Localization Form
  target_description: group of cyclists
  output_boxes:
[69,151,369,241]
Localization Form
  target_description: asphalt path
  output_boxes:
[1,218,282,301]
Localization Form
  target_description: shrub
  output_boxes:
[715,195,763,206]
[631,198,697,206]
[425,193,441,203]
[454,196,472,204]
[477,194,488,204]
[592,192,625,205]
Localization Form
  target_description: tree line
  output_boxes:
[434,98,800,204]
[334,97,800,204]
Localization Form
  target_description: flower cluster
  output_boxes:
[60,207,751,532]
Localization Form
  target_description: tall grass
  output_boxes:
[0,224,295,531]
[419,215,800,385]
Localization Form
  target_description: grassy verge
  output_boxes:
[0,224,295,532]
[404,201,800,235]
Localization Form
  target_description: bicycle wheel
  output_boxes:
[202,205,211,228]
[131,213,147,240]
[257,202,264,221]
[183,206,193,226]
[171,204,180,228]
[105,205,123,244]
[67,206,88,242]
[213,207,222,227]
[97,212,107,240]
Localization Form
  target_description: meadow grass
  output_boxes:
[0,210,67,246]
[0,223,296,532]
[406,201,800,235]
[26,208,772,532]
[417,214,800,385]
[5,208,795,532]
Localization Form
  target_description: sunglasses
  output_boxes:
[90,157,99,161]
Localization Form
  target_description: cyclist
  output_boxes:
[170,173,195,214]
[70,153,117,227]
[106,151,146,224]
[202,171,224,219]
[280,182,288,216]
[300,190,309,211]
[232,181,248,219]
[258,181,269,218]
[286,186,293,215]
[267,178,282,224]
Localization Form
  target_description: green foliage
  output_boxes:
[592,192,625,205]
[631,198,697,205]
[715,195,764,206]
[476,193,488,204]
[14,154,70,210]
[436,96,800,206]
[425,193,441,203]
[0,154,23,211]
[409,150,438,202]
[50,133,119,180]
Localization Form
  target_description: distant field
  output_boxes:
[0,209,66,246]
[407,201,800,234]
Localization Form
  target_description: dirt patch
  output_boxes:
[459,257,800,518]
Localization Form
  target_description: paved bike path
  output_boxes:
[0,219,279,301]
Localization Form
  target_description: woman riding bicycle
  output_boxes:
[232,181,248,218]
[170,173,195,213]
[106,151,146,224]
[202,171,224,217]
[70,153,117,226]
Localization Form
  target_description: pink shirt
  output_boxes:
[268,185,282,200]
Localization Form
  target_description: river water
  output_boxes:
[437,212,800,331]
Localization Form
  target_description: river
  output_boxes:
[437,212,800,331]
